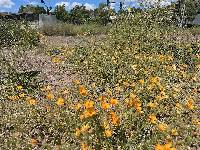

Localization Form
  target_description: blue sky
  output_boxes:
[0,0,140,12]
[0,0,175,13]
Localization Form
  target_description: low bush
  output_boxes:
[0,19,39,48]
[39,23,109,36]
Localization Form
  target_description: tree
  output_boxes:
[94,3,115,25]
[69,5,91,24]
[18,5,46,14]
[54,4,69,22]
[174,0,200,27]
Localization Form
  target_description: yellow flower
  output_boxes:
[81,124,90,132]
[46,92,54,100]
[148,114,157,124]
[8,95,20,101]
[150,76,160,85]
[157,123,168,131]
[19,93,26,98]
[155,91,168,101]
[83,108,96,118]
[104,129,112,137]
[101,102,110,110]
[29,138,38,145]
[98,95,106,101]
[52,57,61,63]
[56,98,65,106]
[139,79,145,85]
[27,97,37,105]
[175,103,182,109]
[147,101,158,109]
[109,98,118,106]
[73,79,80,85]
[171,129,178,136]
[186,98,195,110]
[16,85,23,90]
[75,103,82,110]
[79,86,88,96]
[75,128,81,137]
[130,93,137,99]
[103,121,110,129]
[84,100,94,109]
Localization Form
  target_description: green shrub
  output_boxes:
[0,19,39,48]
[39,23,109,36]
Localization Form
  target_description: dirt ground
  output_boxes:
[1,35,106,91]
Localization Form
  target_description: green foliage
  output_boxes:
[40,23,109,36]
[66,7,200,87]
[18,4,46,14]
[0,19,39,48]
[54,5,70,22]
[70,5,91,25]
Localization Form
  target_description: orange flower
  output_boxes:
[148,114,157,124]
[109,98,118,106]
[101,102,110,110]
[186,99,195,110]
[104,129,112,137]
[157,123,168,131]
[27,97,37,105]
[83,108,96,118]
[84,100,94,109]
[56,98,65,106]
[81,143,89,150]
[79,86,88,96]
[154,144,163,150]
[46,92,54,100]
[110,111,119,126]
[29,138,38,145]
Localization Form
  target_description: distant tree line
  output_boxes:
[18,0,200,26]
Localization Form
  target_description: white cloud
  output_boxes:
[71,2,81,8]
[30,1,40,6]
[55,1,96,10]
[0,0,14,8]
[84,3,96,10]
[110,3,115,9]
